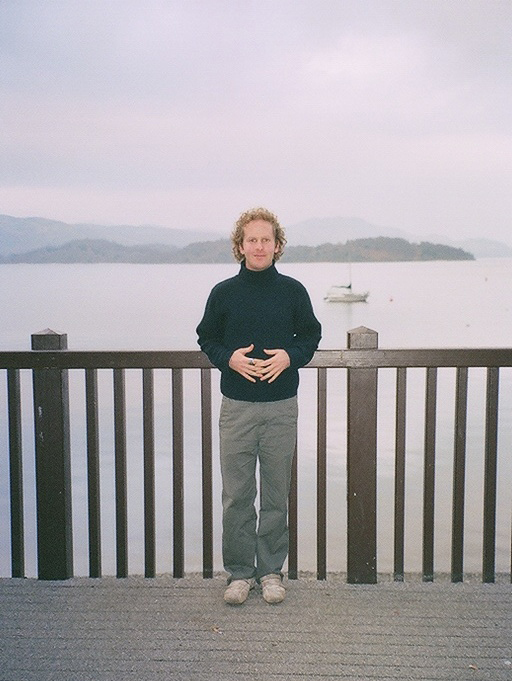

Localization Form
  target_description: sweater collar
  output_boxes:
[238,260,279,284]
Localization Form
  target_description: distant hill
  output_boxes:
[0,238,231,264]
[1,239,178,263]
[425,235,512,258]
[0,213,508,259]
[0,214,220,255]
[284,237,473,262]
[284,216,407,245]
[285,217,511,258]
[0,236,474,264]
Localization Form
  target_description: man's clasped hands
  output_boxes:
[229,343,290,384]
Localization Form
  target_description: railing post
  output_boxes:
[32,329,73,579]
[346,326,378,584]
[8,369,24,578]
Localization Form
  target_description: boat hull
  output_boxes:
[324,287,369,303]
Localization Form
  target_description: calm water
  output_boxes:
[1,259,511,576]
[1,258,512,351]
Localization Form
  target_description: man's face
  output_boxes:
[239,219,279,271]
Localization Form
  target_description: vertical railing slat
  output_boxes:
[85,368,101,578]
[143,368,156,578]
[200,368,213,578]
[317,368,328,580]
[172,368,184,578]
[7,369,24,578]
[483,367,499,583]
[423,367,437,582]
[451,366,468,583]
[394,367,407,582]
[113,368,128,578]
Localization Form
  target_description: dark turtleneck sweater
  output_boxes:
[196,261,321,402]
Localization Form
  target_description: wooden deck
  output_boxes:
[0,574,510,680]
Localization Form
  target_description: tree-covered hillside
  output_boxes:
[0,236,474,263]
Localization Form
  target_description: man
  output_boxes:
[196,207,321,605]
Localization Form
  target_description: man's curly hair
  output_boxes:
[231,207,287,263]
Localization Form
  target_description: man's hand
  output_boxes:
[259,349,290,383]
[228,344,263,383]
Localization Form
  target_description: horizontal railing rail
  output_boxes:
[2,347,512,369]
[1,328,511,584]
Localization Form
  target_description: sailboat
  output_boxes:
[324,264,369,303]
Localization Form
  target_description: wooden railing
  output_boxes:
[1,328,511,583]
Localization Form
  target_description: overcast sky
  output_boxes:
[1,0,511,241]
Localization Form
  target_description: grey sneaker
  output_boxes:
[261,574,286,604]
[224,579,254,605]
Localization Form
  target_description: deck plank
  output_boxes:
[0,575,510,681]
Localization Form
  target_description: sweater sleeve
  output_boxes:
[284,284,322,369]
[196,288,232,371]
